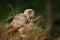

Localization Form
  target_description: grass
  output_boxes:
[0,4,53,40]
[0,16,52,40]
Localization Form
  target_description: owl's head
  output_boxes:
[24,9,34,16]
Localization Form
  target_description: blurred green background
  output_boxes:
[0,0,60,38]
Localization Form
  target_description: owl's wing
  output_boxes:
[6,13,28,33]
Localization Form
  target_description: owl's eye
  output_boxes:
[28,11,32,15]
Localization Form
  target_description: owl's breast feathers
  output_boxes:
[6,13,32,33]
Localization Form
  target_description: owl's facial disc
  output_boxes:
[24,9,34,17]
[28,11,32,15]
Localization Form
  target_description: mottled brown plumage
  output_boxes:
[6,9,35,33]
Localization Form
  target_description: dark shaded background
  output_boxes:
[0,0,60,38]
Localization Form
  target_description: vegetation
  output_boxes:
[0,0,60,40]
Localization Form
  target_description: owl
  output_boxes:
[6,9,35,33]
